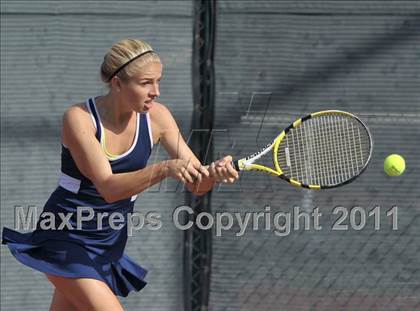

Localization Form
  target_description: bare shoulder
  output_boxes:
[62,103,96,144]
[63,103,94,128]
[63,102,88,119]
[149,101,172,118]
[148,101,177,129]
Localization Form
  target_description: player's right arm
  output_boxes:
[61,104,202,203]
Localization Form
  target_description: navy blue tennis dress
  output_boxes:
[2,97,154,297]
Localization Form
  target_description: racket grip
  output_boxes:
[232,159,240,171]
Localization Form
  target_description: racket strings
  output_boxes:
[277,114,371,186]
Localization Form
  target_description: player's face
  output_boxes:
[121,62,162,113]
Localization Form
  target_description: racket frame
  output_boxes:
[234,110,373,189]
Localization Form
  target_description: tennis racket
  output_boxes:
[233,110,373,189]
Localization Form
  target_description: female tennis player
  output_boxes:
[2,39,238,311]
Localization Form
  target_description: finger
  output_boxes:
[215,166,223,176]
[223,155,233,162]
[218,165,230,177]
[226,162,239,179]
[216,166,230,181]
[195,172,203,183]
[217,155,232,167]
[182,170,194,184]
[211,168,222,182]
[190,161,200,170]
[186,163,203,182]
[198,165,210,177]
[215,157,228,167]
[177,173,186,184]
[187,165,202,180]
[191,161,207,177]
[209,162,217,177]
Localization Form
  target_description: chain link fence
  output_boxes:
[209,1,420,310]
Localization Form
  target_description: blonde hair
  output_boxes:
[100,39,161,83]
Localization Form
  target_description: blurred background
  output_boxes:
[1,1,419,310]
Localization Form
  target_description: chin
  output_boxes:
[139,107,150,114]
[143,103,154,112]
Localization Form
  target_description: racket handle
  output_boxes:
[232,159,240,171]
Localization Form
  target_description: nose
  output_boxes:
[150,82,160,98]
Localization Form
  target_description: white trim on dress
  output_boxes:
[146,112,154,148]
[58,171,81,193]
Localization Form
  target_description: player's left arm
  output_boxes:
[149,102,237,195]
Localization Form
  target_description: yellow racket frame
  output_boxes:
[235,110,371,190]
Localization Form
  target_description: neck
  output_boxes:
[96,92,134,126]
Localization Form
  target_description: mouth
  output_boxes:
[143,100,154,110]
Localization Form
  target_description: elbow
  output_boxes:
[98,187,118,204]
[95,179,119,204]
[102,193,119,204]
[96,178,142,204]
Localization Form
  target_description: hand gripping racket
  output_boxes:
[233,110,373,189]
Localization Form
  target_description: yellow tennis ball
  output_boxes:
[384,154,406,176]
